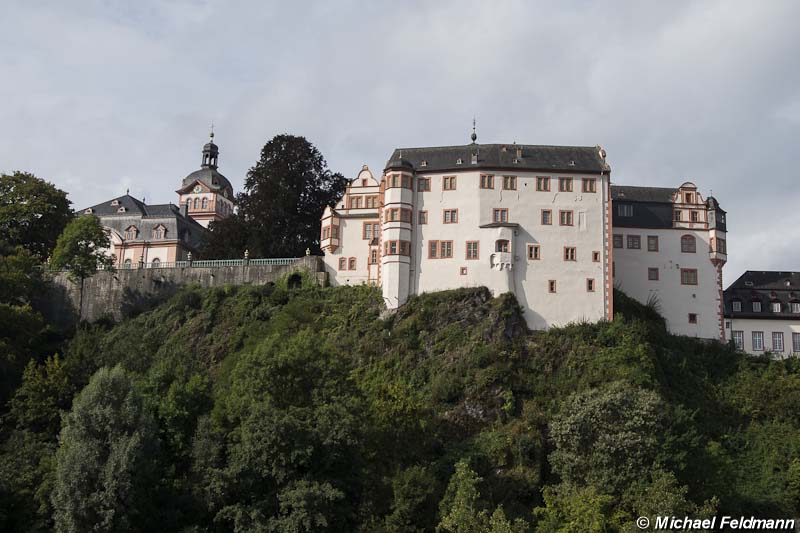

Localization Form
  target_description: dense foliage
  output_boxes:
[1,280,799,531]
[202,135,347,259]
[0,171,72,260]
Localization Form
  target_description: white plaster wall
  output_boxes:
[613,228,721,339]
[321,216,376,286]
[727,318,800,357]
[409,170,608,330]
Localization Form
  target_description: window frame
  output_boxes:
[627,235,641,250]
[773,331,785,352]
[443,209,459,224]
[502,175,517,190]
[592,251,600,262]
[493,208,509,223]
[563,246,577,261]
[443,176,457,191]
[558,177,573,192]
[613,234,623,248]
[648,267,659,281]
[417,177,431,192]
[495,239,510,253]
[418,210,428,225]
[338,257,347,271]
[582,178,597,193]
[680,268,698,286]
[480,174,495,189]
[732,300,742,312]
[732,330,744,350]
[681,235,697,253]
[752,331,765,351]
[559,210,574,226]
[536,176,550,191]
[541,209,552,226]
[586,278,595,292]
[548,280,557,293]
[647,235,659,252]
[528,244,541,260]
[466,241,479,260]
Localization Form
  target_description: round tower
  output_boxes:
[381,158,414,308]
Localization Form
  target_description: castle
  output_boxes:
[81,131,234,265]
[321,132,728,340]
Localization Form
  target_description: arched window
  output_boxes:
[201,198,208,210]
[681,235,696,253]
[151,258,161,268]
[124,226,138,240]
[495,239,510,253]
[194,198,200,210]
[123,258,132,269]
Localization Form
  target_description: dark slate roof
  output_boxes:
[724,271,800,319]
[385,144,610,174]
[180,167,233,196]
[81,195,208,250]
[611,185,676,203]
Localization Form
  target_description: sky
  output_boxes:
[1,0,799,282]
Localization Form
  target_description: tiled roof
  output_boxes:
[724,271,800,320]
[385,144,610,174]
[611,185,676,203]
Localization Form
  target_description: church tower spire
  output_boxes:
[201,126,219,169]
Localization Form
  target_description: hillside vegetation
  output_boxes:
[2,279,800,532]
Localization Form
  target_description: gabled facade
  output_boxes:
[322,138,728,338]
[322,141,614,330]
[724,271,800,356]
[611,183,727,339]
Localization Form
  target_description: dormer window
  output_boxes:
[752,301,762,312]
[456,158,463,165]
[420,160,427,167]
[792,302,800,313]
[471,153,478,164]
[732,300,742,312]
[111,199,119,206]
[84,208,93,214]
[772,302,782,313]
[117,207,127,213]
[124,226,138,240]
[152,225,166,240]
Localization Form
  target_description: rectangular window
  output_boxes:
[793,332,800,353]
[443,176,457,190]
[773,332,785,352]
[559,210,574,226]
[685,192,694,203]
[592,251,600,262]
[443,209,458,224]
[480,174,494,189]
[753,331,764,351]
[732,330,744,350]
[493,208,509,223]
[528,244,541,260]
[418,210,428,225]
[558,177,573,192]
[338,257,346,270]
[389,242,397,254]
[348,257,356,270]
[564,247,577,261]
[502,175,517,190]
[690,211,699,222]
[793,303,800,314]
[548,280,557,293]
[582,178,597,193]
[732,301,742,312]
[541,210,552,225]
[322,227,331,240]
[627,235,641,249]
[349,196,362,209]
[647,235,659,252]
[536,176,550,191]
[617,204,633,217]
[365,196,378,208]
[363,222,379,240]
[466,241,479,260]
[772,302,782,313]
[681,268,698,285]
[369,249,378,264]
[753,301,762,312]
[418,177,430,191]
[688,313,698,324]
[440,240,453,258]
[460,267,468,276]
[428,240,438,259]
[648,268,659,281]
[613,234,623,248]
[586,278,595,292]
[674,210,682,221]
[331,226,339,239]
[716,238,727,254]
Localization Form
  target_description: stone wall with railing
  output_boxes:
[40,255,326,327]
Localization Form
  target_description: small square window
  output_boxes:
[592,251,600,262]
[460,267,468,275]
[688,313,698,324]
[648,268,659,281]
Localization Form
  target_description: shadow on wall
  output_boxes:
[120,280,181,320]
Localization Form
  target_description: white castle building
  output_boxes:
[321,134,727,339]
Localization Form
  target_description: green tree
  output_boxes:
[533,484,620,533]
[548,382,666,494]
[50,215,114,319]
[0,244,44,305]
[51,365,160,533]
[201,134,346,258]
[0,171,72,259]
